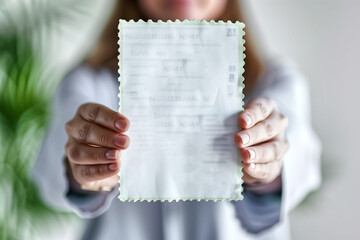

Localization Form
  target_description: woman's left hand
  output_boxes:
[234,97,289,184]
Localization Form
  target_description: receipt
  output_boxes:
[118,19,245,201]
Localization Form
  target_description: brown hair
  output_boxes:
[85,0,264,93]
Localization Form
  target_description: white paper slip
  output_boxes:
[117,19,245,202]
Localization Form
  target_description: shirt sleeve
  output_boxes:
[31,65,118,218]
[231,59,321,233]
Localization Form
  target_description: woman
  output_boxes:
[32,0,321,239]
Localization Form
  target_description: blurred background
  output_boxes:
[0,0,359,239]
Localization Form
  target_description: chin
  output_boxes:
[160,11,201,21]
[167,15,195,21]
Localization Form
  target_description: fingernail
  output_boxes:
[115,119,128,131]
[249,163,256,169]
[114,135,128,147]
[238,133,250,145]
[243,114,252,127]
[248,149,255,160]
[105,150,117,160]
[108,163,118,171]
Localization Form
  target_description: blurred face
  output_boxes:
[138,0,228,21]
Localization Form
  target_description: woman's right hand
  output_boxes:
[65,103,130,191]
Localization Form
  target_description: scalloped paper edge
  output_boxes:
[117,19,246,202]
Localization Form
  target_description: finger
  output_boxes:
[242,169,258,184]
[240,139,289,164]
[235,112,288,148]
[72,162,120,184]
[80,174,120,190]
[66,141,121,165]
[239,98,276,129]
[243,161,282,183]
[78,103,130,132]
[66,118,130,149]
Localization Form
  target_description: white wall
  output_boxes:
[243,0,360,239]
[37,0,360,239]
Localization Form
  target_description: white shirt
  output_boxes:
[32,58,321,240]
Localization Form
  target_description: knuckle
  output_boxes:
[82,166,95,180]
[256,101,267,118]
[266,98,277,110]
[78,103,89,114]
[89,150,99,161]
[257,169,268,179]
[281,114,289,127]
[255,147,263,160]
[98,165,108,175]
[264,97,274,106]
[71,165,83,184]
[100,134,111,145]
[78,123,91,141]
[65,120,73,135]
[68,144,81,161]
[246,109,256,121]
[247,128,257,143]
[262,120,273,137]
[284,139,290,152]
[272,142,280,160]
[88,104,100,122]
[104,112,116,126]
[65,141,70,152]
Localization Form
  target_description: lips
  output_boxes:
[167,0,192,9]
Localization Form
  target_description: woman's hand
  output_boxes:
[65,103,130,191]
[234,98,289,185]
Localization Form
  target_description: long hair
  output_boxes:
[86,0,264,93]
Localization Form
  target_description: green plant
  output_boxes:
[0,0,93,239]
